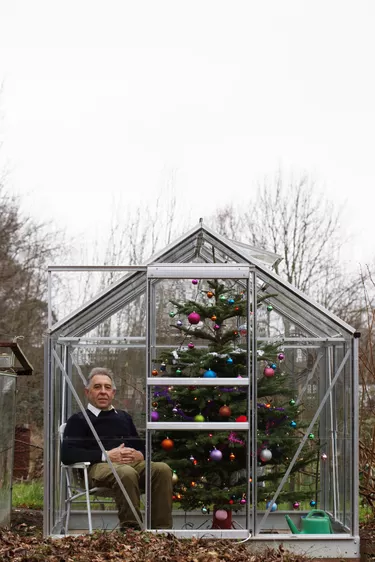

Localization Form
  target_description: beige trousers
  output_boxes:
[89,461,173,529]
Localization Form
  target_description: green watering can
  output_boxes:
[285,509,333,534]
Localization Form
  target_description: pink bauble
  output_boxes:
[264,367,275,377]
[188,342,195,349]
[293,501,300,509]
[192,279,198,285]
[188,312,201,325]
[240,498,246,505]
[215,509,228,521]
[239,323,247,336]
[278,353,285,360]
[213,324,220,330]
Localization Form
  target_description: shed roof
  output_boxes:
[49,222,355,338]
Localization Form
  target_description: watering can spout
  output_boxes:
[285,514,300,534]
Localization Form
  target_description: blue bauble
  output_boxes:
[310,500,317,507]
[226,357,233,364]
[290,421,297,428]
[228,298,235,305]
[203,369,217,378]
[270,363,277,369]
[266,501,277,512]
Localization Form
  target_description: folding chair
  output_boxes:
[59,423,116,534]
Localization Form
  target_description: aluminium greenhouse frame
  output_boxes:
[44,223,360,559]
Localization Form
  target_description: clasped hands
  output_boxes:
[106,443,143,464]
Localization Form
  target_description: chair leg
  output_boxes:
[65,494,72,534]
[65,472,72,535]
[83,467,93,534]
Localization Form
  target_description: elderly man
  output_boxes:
[61,367,173,530]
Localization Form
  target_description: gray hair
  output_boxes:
[86,367,116,389]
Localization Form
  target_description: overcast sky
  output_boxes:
[0,1,374,266]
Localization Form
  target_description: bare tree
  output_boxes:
[212,171,366,323]
[0,183,65,431]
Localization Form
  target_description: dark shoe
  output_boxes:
[120,523,141,531]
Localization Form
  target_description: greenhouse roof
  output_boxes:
[50,221,355,338]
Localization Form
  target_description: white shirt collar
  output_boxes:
[88,403,116,417]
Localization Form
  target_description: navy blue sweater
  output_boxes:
[61,409,145,465]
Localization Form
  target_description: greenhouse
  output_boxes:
[44,221,360,559]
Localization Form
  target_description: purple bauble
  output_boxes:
[240,498,247,505]
[213,324,220,330]
[210,448,223,461]
[192,279,198,285]
[188,311,201,325]
[293,501,300,509]
[176,320,183,327]
[151,411,159,421]
[278,352,285,360]
[188,342,195,349]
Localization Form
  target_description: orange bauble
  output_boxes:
[161,438,174,451]
[219,405,232,417]
[211,315,217,321]
[152,369,158,376]
[207,291,214,298]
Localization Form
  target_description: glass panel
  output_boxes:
[255,338,321,532]
[255,335,353,535]
[151,429,249,531]
[0,373,16,527]
[147,274,251,532]
[256,270,351,338]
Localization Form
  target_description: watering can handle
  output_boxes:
[306,509,328,518]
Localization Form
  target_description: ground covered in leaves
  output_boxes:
[2,509,375,561]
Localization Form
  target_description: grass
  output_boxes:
[12,480,44,509]
[11,480,375,526]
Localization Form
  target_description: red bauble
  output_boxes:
[188,311,201,325]
[219,405,232,417]
[236,415,248,422]
[151,369,158,376]
[161,438,174,451]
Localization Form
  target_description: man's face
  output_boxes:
[85,374,116,410]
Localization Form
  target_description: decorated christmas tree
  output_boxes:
[151,278,318,528]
